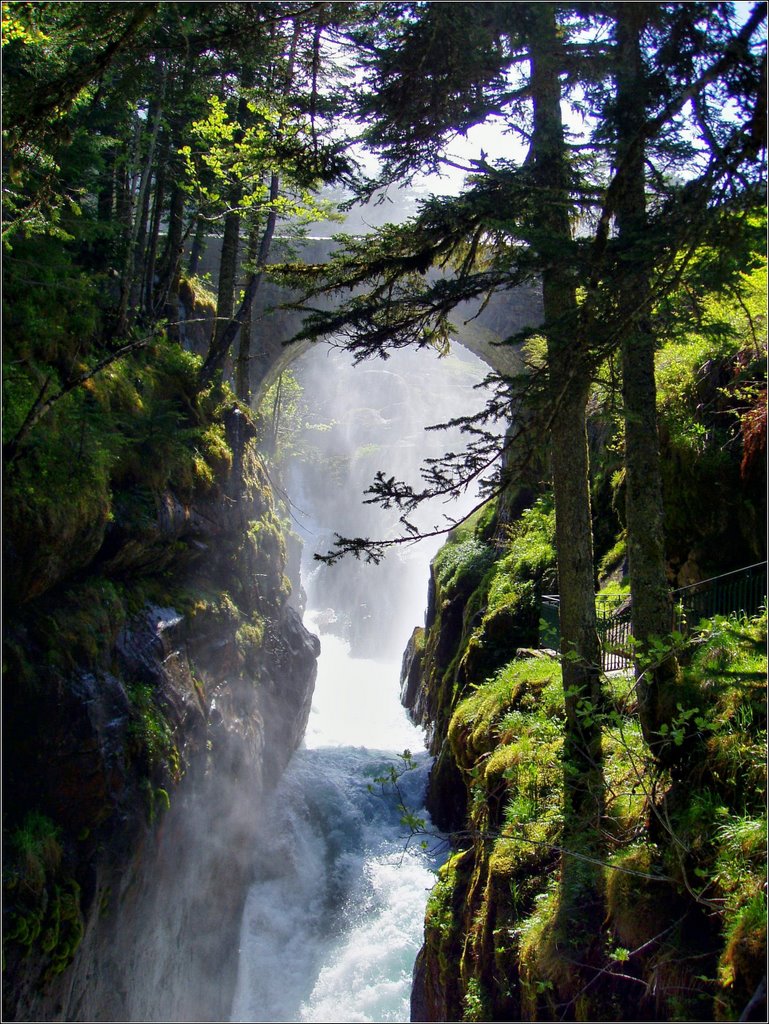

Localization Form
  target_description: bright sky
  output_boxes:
[325,0,765,229]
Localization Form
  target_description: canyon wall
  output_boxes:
[3,408,319,1022]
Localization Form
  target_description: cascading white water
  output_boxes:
[231,343,492,1023]
[229,616,441,1024]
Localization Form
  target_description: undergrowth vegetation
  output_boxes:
[421,608,766,1022]
[2,812,84,980]
[2,236,293,986]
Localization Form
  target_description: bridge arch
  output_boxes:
[183,237,543,406]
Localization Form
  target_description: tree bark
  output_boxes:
[200,21,300,387]
[614,5,679,752]
[155,181,186,340]
[529,3,603,821]
[153,66,194,330]
[235,217,261,403]
[187,216,206,276]
[526,8,605,972]
[117,72,165,332]
[200,172,280,387]
[143,135,168,314]
[213,209,241,348]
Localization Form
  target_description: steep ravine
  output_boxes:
[2,410,319,1023]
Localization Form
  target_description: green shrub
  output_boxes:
[127,682,181,785]
[3,811,84,974]
[434,537,495,595]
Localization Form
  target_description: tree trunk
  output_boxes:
[143,137,168,314]
[235,217,260,403]
[153,66,194,331]
[97,146,115,223]
[156,182,186,340]
[117,74,165,333]
[213,209,241,351]
[187,216,206,276]
[527,4,605,970]
[529,3,602,817]
[614,5,679,753]
[200,172,280,387]
[200,23,301,387]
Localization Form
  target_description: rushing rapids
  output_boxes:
[230,616,442,1024]
[231,342,491,1022]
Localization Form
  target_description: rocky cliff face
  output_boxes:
[2,409,319,1022]
[401,498,766,1023]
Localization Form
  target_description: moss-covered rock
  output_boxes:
[2,378,319,1021]
[406,498,766,1023]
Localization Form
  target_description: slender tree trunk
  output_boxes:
[143,138,168,314]
[200,172,280,387]
[200,21,301,387]
[115,116,142,278]
[529,3,602,818]
[213,209,241,348]
[97,147,115,223]
[114,162,130,247]
[130,167,155,311]
[153,66,194,330]
[117,69,166,332]
[156,183,186,340]
[527,5,605,977]
[187,216,206,276]
[614,5,679,752]
[236,217,260,403]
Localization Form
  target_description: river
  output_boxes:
[230,618,442,1023]
[230,342,490,1023]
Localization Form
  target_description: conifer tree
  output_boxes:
[292,0,765,762]
[589,1,766,751]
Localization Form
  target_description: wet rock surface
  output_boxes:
[2,427,319,1023]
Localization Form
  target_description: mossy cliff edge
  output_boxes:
[402,497,766,1023]
[2,339,319,1022]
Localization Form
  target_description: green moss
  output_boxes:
[5,812,62,899]
[717,892,767,1020]
[450,657,562,765]
[127,682,182,785]
[517,883,569,1019]
[605,844,671,949]
[41,578,129,672]
[3,812,84,975]
[474,498,499,543]
[424,547,766,1023]
[236,614,266,652]
[434,537,495,595]
[423,849,475,1017]
[460,581,541,684]
[598,532,628,581]
[426,853,464,941]
[179,273,217,312]
[500,496,557,586]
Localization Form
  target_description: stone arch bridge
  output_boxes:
[183,237,543,406]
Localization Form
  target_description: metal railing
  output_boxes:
[672,561,767,630]
[596,598,633,672]
[540,561,767,672]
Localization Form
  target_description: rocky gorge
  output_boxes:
[3,395,319,1022]
[3,4,766,1020]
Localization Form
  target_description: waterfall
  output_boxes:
[231,343,491,1023]
[229,623,440,1024]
